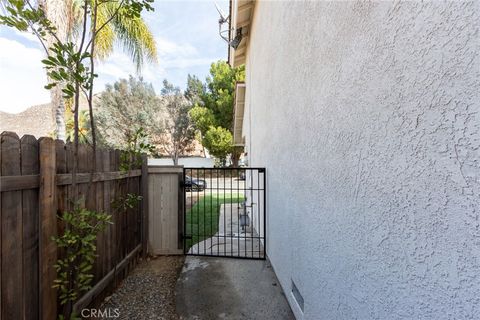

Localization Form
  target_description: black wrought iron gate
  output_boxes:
[182,168,266,259]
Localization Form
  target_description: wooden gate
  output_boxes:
[147,166,184,255]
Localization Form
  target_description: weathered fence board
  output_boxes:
[0,132,146,319]
[95,149,105,281]
[21,135,39,320]
[39,137,57,320]
[1,132,23,320]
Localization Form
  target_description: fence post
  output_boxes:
[39,137,57,320]
[141,154,149,258]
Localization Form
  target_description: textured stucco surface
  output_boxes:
[243,1,480,319]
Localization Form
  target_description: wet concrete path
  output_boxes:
[175,256,294,320]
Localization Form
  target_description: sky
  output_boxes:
[0,0,229,114]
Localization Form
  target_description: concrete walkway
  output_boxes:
[188,204,265,259]
[175,256,294,320]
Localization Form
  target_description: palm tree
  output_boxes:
[40,0,157,140]
[66,109,90,143]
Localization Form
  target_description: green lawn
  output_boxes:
[186,193,244,250]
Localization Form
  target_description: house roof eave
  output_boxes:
[232,82,246,146]
[228,0,255,67]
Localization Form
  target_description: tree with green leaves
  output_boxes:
[203,126,233,166]
[184,74,205,105]
[155,79,196,165]
[96,76,163,150]
[188,60,245,166]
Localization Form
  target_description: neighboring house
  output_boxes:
[229,1,479,319]
[152,134,207,159]
[148,156,214,168]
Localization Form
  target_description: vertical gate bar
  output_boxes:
[183,168,186,254]
[215,169,219,255]
[214,169,217,256]
[244,168,247,257]
[195,169,199,254]
[197,169,200,254]
[188,168,190,253]
[232,168,235,257]
[257,169,260,258]
[223,169,226,257]
[201,169,204,254]
[196,169,198,253]
[251,169,254,257]
[191,168,193,253]
[190,168,193,253]
[263,168,266,259]
[237,168,240,258]
[236,168,240,256]
[195,168,198,254]
[209,169,212,255]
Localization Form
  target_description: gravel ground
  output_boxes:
[100,256,185,320]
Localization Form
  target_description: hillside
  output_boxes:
[0,103,55,138]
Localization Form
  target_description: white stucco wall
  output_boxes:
[243,1,480,319]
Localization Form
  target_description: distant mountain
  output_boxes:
[0,103,55,138]
[0,96,92,139]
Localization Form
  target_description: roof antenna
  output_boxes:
[215,2,243,49]
[215,2,229,24]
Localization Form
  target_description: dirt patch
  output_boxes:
[100,255,185,320]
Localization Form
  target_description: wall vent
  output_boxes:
[291,280,304,313]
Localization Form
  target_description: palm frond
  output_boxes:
[94,4,115,60]
[95,1,157,71]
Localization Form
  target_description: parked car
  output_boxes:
[185,175,207,191]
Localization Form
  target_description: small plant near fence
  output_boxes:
[53,205,112,319]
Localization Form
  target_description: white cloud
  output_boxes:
[163,57,220,69]
[0,37,50,113]
[96,50,167,84]
[156,36,198,57]
[97,52,134,79]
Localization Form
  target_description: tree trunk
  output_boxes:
[231,152,239,167]
[52,86,66,140]
[41,0,71,141]
[231,146,243,167]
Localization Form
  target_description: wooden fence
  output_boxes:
[0,131,148,320]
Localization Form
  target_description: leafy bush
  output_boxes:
[52,205,112,310]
